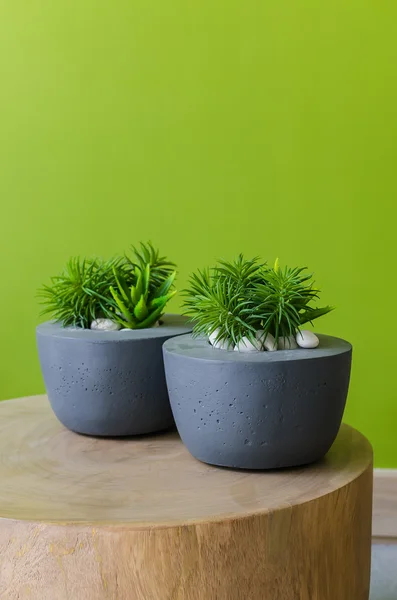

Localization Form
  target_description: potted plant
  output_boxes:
[163,256,352,469]
[37,243,192,436]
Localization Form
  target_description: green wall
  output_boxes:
[0,1,396,466]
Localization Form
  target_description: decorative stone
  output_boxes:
[278,335,298,350]
[209,329,234,351]
[90,318,121,331]
[256,330,277,352]
[208,329,220,346]
[216,340,234,351]
[296,330,320,349]
[234,336,262,353]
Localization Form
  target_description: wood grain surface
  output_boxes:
[0,396,373,599]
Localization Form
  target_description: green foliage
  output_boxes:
[182,256,264,345]
[38,257,122,329]
[253,262,332,341]
[106,261,176,330]
[126,242,176,291]
[39,243,177,329]
[183,256,333,345]
[215,254,265,289]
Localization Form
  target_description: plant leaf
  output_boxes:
[135,305,164,329]
[134,295,149,321]
[113,266,130,304]
[153,271,176,299]
[135,267,143,299]
[143,264,151,299]
[300,305,334,326]
[150,290,176,309]
[109,286,134,325]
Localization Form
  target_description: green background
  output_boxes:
[0,1,396,466]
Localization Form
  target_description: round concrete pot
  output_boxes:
[36,315,192,436]
[163,334,352,469]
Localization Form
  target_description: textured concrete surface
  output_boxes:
[370,544,397,600]
[164,333,352,469]
[36,314,192,436]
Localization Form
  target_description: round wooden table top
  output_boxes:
[0,395,372,527]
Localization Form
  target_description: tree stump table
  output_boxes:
[0,396,373,600]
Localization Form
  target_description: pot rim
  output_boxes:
[163,333,352,364]
[36,313,191,342]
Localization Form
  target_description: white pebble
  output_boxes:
[278,335,298,350]
[234,336,262,352]
[215,339,234,350]
[256,330,277,352]
[208,329,220,346]
[90,318,121,331]
[296,330,319,349]
[209,329,234,350]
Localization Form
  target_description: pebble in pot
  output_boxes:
[209,329,234,351]
[90,318,121,331]
[278,335,298,350]
[234,336,262,352]
[256,330,277,352]
[296,330,320,349]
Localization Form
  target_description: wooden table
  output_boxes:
[0,396,373,600]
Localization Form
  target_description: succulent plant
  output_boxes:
[39,243,177,329]
[183,255,333,345]
[38,257,122,329]
[107,262,176,329]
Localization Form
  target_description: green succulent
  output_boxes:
[182,256,265,345]
[38,243,177,329]
[106,262,176,329]
[38,257,122,329]
[253,260,333,342]
[183,256,333,345]
[126,242,176,291]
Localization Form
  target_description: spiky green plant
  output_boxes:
[39,243,177,329]
[126,242,175,291]
[215,254,265,289]
[38,257,122,328]
[182,255,266,346]
[253,260,333,342]
[105,258,176,330]
[183,256,333,345]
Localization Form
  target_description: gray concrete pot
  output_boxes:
[163,334,352,469]
[36,315,192,436]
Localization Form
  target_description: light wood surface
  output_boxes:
[0,395,373,599]
[373,469,397,540]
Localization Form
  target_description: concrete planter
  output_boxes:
[163,334,352,469]
[36,315,192,436]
